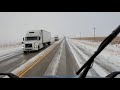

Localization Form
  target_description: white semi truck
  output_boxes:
[22,30,51,53]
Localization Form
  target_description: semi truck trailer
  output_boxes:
[23,30,51,53]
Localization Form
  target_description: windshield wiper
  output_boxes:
[76,25,120,78]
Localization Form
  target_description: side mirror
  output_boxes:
[23,38,24,41]
[22,42,24,44]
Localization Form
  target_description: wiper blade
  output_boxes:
[76,25,120,78]
[106,71,120,78]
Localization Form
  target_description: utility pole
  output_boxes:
[93,27,96,41]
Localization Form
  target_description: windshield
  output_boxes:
[25,36,39,41]
[0,12,120,78]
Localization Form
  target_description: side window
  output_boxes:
[39,37,40,40]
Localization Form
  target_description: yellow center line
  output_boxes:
[17,41,61,77]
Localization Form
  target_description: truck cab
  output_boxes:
[23,30,43,53]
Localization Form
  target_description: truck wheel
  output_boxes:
[48,42,51,45]
[43,43,45,47]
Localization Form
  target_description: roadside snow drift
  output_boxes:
[71,39,120,76]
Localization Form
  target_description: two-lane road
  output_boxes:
[20,38,113,78]
[20,39,84,77]
[0,38,114,78]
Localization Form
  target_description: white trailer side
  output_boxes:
[41,30,51,44]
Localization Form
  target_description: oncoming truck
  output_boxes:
[54,35,59,41]
[23,30,51,53]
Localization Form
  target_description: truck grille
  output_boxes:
[25,44,32,48]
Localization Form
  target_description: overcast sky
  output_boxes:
[0,12,120,43]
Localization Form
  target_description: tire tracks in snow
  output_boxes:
[70,39,110,77]
[75,45,114,74]
[67,39,100,77]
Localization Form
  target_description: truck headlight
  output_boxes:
[34,45,37,48]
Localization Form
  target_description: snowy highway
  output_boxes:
[1,12,120,78]
[12,38,120,78]
[1,38,120,78]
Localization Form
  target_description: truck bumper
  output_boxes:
[23,48,38,51]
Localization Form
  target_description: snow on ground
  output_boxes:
[71,39,120,75]
[76,40,120,56]
[0,44,23,61]
[66,39,82,68]
[66,39,93,76]
[68,39,108,77]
